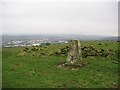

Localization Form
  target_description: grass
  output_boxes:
[2,41,119,88]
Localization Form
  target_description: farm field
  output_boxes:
[2,41,119,88]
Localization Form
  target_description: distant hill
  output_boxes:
[102,36,119,41]
[2,34,119,41]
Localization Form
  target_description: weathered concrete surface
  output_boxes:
[66,40,83,66]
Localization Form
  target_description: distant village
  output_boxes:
[2,38,68,48]
[2,35,118,48]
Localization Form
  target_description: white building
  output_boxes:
[32,43,40,46]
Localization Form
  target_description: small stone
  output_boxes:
[58,65,61,68]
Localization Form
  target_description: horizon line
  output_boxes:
[1,34,118,37]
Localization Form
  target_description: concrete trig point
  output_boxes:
[66,40,83,66]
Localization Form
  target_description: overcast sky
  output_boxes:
[1,0,118,36]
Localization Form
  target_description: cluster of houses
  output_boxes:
[2,39,68,48]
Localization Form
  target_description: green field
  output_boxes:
[2,41,119,88]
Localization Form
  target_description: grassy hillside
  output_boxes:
[2,41,119,88]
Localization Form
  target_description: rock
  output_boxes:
[41,52,45,55]
[66,40,83,66]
